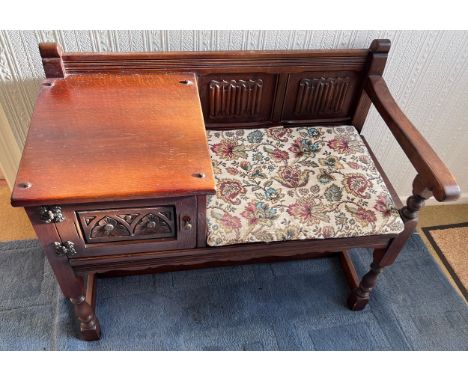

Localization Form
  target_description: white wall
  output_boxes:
[0,30,467,201]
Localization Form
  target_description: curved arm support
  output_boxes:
[365,75,460,202]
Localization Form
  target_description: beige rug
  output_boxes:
[422,223,468,301]
[0,183,36,242]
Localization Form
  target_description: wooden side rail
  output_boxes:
[365,75,460,208]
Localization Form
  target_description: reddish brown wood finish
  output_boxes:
[54,197,198,257]
[339,251,360,290]
[25,207,101,340]
[39,42,65,78]
[197,73,277,125]
[282,71,361,123]
[68,233,394,274]
[76,205,177,244]
[351,39,391,131]
[11,73,215,207]
[347,68,461,310]
[365,75,460,202]
[12,39,461,340]
[38,42,376,129]
[54,49,370,76]
[196,195,208,248]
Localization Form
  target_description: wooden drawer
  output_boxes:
[48,197,197,257]
[77,206,177,244]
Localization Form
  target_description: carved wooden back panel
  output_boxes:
[197,73,277,125]
[39,41,390,130]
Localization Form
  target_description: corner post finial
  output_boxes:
[39,42,65,78]
[369,39,391,54]
[351,39,391,131]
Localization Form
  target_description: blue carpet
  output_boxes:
[0,234,466,350]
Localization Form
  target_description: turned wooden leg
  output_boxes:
[347,262,384,311]
[70,296,101,341]
[64,276,101,341]
[70,273,101,341]
[347,175,432,311]
[346,223,416,311]
[340,250,385,310]
[26,208,102,341]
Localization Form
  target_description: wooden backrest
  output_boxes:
[39,39,390,131]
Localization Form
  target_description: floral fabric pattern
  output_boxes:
[206,126,404,247]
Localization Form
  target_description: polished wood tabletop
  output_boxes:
[12,73,215,207]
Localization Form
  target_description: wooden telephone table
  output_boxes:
[11,41,459,340]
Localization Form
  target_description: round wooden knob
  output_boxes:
[146,221,156,229]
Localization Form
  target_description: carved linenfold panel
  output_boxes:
[208,79,263,118]
[281,72,358,121]
[294,76,351,115]
[77,206,176,244]
[198,73,276,125]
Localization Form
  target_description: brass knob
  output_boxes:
[183,217,192,231]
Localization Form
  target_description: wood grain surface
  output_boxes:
[11,73,215,206]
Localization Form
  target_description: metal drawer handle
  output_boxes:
[54,241,77,257]
[40,206,65,223]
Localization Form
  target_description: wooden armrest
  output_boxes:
[364,75,460,202]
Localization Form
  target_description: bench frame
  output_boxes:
[26,40,460,340]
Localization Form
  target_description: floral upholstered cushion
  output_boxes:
[206,126,404,247]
